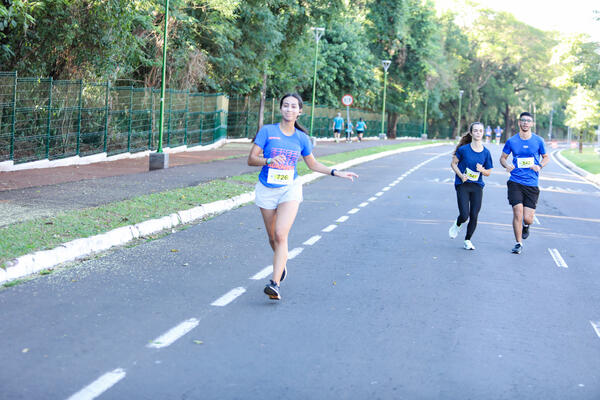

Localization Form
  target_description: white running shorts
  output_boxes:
[254,179,303,209]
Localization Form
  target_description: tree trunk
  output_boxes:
[388,112,400,139]
[257,71,267,130]
[579,130,583,153]
[502,103,510,143]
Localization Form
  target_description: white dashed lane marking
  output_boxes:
[147,318,200,348]
[359,202,369,207]
[303,235,321,246]
[322,224,338,232]
[250,248,304,280]
[534,215,540,225]
[382,187,390,191]
[368,197,377,201]
[67,368,126,400]
[211,287,247,307]
[548,248,568,268]
[336,216,349,222]
[375,192,384,197]
[348,208,360,215]
[590,321,600,338]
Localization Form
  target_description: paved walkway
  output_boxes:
[0,138,414,227]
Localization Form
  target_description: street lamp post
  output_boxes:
[380,60,391,138]
[309,27,325,142]
[150,0,170,170]
[457,89,464,138]
[422,92,428,139]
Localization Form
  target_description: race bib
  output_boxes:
[517,157,535,168]
[267,168,294,185]
[465,167,480,181]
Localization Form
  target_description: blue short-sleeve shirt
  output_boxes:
[502,133,546,187]
[454,144,493,187]
[254,124,312,188]
[333,117,344,130]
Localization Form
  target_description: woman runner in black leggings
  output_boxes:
[449,122,493,250]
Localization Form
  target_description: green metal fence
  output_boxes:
[0,72,226,164]
[226,94,386,139]
[225,94,455,140]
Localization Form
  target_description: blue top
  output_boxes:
[485,126,492,136]
[502,133,546,187]
[333,116,344,129]
[254,124,312,188]
[454,143,493,187]
[345,122,353,133]
[356,121,366,131]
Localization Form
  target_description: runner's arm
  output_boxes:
[247,144,285,166]
[499,152,514,172]
[451,155,467,182]
[302,154,358,181]
[532,153,550,172]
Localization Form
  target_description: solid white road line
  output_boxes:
[211,287,246,307]
[322,224,338,232]
[348,208,360,214]
[368,197,377,201]
[303,235,322,246]
[67,368,126,400]
[548,248,568,268]
[590,321,600,338]
[359,202,369,207]
[147,318,200,349]
[336,216,349,222]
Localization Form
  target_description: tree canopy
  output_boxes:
[1,0,599,138]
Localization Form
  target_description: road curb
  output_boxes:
[554,149,600,189]
[1,142,444,285]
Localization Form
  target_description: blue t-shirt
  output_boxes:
[254,124,312,188]
[502,133,546,187]
[345,122,353,133]
[356,121,366,131]
[454,143,493,187]
[333,117,344,130]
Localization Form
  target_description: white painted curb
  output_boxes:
[555,149,600,189]
[1,142,444,284]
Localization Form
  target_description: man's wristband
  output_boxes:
[265,158,272,165]
[330,168,337,176]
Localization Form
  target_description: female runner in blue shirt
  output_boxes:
[448,122,493,250]
[248,93,358,300]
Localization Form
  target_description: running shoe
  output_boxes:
[280,265,287,283]
[522,224,530,240]
[464,240,475,250]
[511,243,523,254]
[264,280,281,300]
[448,221,461,239]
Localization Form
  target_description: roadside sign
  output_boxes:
[341,94,353,107]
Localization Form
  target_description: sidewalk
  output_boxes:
[0,138,416,228]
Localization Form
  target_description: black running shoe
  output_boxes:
[511,243,523,254]
[522,225,530,240]
[264,280,281,300]
[280,266,287,283]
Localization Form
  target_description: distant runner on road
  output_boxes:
[356,118,367,142]
[494,125,503,144]
[345,120,354,142]
[332,113,344,143]
[499,112,549,254]
[248,93,358,300]
[449,122,493,250]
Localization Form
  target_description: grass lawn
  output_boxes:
[1,140,442,269]
[561,147,600,174]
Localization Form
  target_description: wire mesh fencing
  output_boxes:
[0,72,227,164]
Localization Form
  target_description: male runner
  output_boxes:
[332,113,344,143]
[494,125,502,144]
[485,125,492,143]
[499,112,549,254]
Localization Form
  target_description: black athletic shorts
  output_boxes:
[507,180,540,209]
[334,128,341,133]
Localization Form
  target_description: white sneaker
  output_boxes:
[464,240,475,250]
[449,221,461,239]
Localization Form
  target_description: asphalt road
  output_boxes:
[1,143,599,399]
